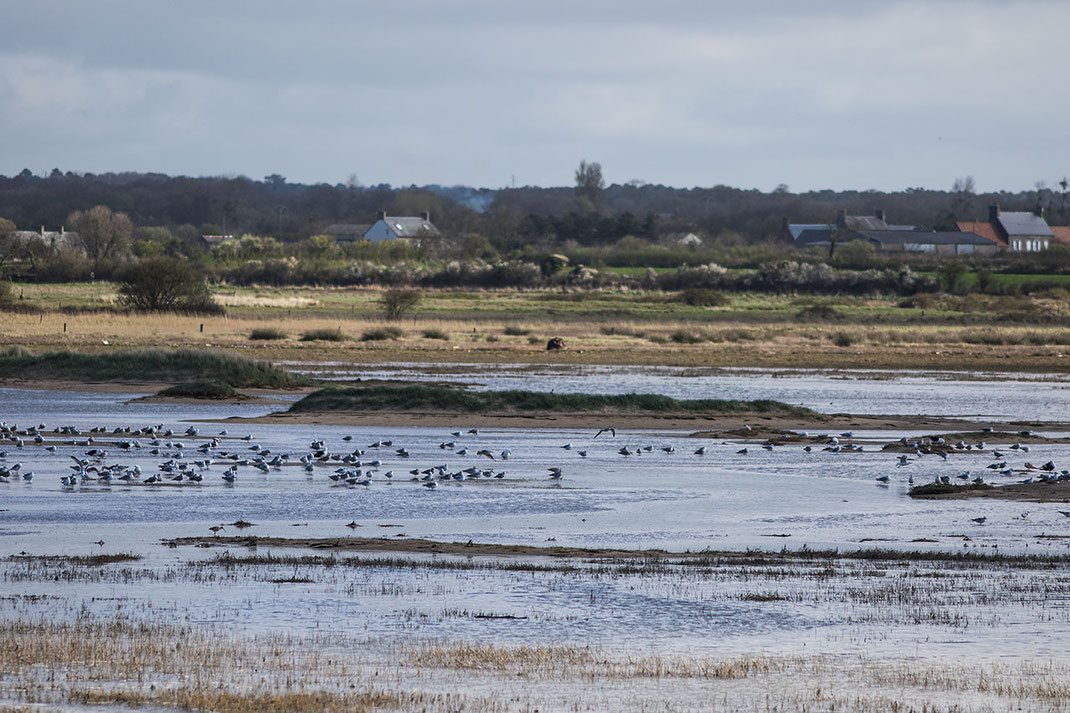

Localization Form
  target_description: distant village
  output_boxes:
[784,204,1070,256]
[10,202,1070,264]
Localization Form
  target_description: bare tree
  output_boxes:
[380,288,421,321]
[950,176,975,219]
[67,205,133,268]
[574,160,605,205]
[0,218,19,277]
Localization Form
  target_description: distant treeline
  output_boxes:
[2,169,1068,246]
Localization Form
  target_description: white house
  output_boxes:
[363,211,439,242]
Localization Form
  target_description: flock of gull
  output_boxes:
[2,421,1069,519]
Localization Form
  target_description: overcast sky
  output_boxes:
[1,1,1066,192]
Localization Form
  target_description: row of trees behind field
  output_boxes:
[3,168,1069,247]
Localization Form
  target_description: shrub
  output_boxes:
[526,335,542,345]
[117,257,223,313]
[422,328,449,340]
[360,326,402,341]
[795,304,841,321]
[300,328,348,342]
[503,325,531,336]
[485,334,500,343]
[672,288,730,307]
[669,329,706,344]
[937,261,969,293]
[898,293,939,309]
[249,327,288,340]
[1034,287,1070,302]
[380,288,421,320]
[830,331,857,347]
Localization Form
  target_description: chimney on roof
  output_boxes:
[836,209,847,228]
[875,209,886,223]
[40,225,45,237]
[420,211,430,222]
[988,203,1000,223]
[1034,202,1044,218]
[376,210,386,221]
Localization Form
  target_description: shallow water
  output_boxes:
[3,373,1070,683]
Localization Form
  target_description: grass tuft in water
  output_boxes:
[288,384,815,416]
[157,380,239,399]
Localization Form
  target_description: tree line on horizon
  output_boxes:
[2,167,1069,249]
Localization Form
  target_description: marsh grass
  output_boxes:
[360,326,402,341]
[249,327,288,340]
[68,689,409,713]
[669,329,706,344]
[670,288,730,307]
[300,328,348,342]
[421,328,449,340]
[7,553,141,566]
[198,552,576,574]
[288,384,815,416]
[0,347,307,388]
[830,330,858,347]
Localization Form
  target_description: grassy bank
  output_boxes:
[0,346,309,388]
[8,283,1070,373]
[288,384,815,417]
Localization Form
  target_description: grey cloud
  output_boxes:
[0,1,1067,190]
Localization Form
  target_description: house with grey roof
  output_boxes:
[13,226,82,253]
[988,204,1052,252]
[363,211,439,243]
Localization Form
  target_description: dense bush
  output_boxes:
[361,326,403,341]
[672,288,730,306]
[117,257,222,313]
[300,328,348,342]
[380,288,422,320]
[249,327,288,340]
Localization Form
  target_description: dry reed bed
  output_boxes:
[3,616,1069,712]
